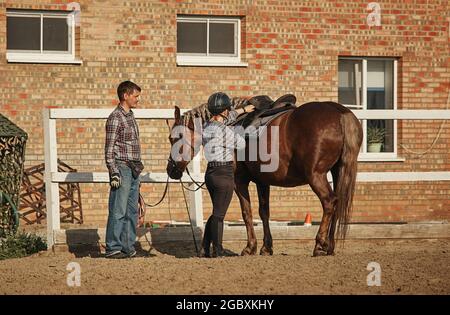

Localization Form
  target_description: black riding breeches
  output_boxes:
[205,164,234,220]
[203,164,234,250]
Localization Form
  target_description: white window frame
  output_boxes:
[339,57,398,160]
[176,16,247,67]
[6,10,81,64]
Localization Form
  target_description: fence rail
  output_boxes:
[43,108,450,249]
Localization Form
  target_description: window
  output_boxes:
[176,16,247,67]
[338,57,398,159]
[6,9,81,64]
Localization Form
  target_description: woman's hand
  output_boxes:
[244,105,255,113]
[236,105,255,115]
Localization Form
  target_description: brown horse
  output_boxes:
[166,98,362,256]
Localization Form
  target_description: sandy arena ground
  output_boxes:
[0,238,449,295]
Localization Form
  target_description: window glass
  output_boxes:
[367,60,394,110]
[209,22,235,54]
[177,21,207,54]
[43,17,69,52]
[7,16,40,50]
[367,60,394,153]
[338,59,362,107]
[338,58,396,154]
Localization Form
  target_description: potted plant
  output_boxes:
[367,126,385,152]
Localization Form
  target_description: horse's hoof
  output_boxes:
[241,247,257,256]
[312,248,327,257]
[259,247,273,256]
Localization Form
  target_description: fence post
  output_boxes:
[188,149,203,227]
[43,109,60,249]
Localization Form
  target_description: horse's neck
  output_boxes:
[186,116,206,131]
[184,117,203,148]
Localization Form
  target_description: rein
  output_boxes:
[179,179,199,256]
[142,176,170,208]
[183,167,206,191]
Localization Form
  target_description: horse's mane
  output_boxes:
[181,103,210,125]
[181,96,250,125]
[232,96,250,109]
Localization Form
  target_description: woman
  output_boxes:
[201,92,255,257]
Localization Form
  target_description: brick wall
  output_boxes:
[0,0,448,226]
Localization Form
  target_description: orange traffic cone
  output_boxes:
[304,213,312,227]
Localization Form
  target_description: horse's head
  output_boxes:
[166,97,249,179]
[166,106,203,180]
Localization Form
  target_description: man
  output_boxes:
[104,81,144,259]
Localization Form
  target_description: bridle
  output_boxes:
[167,155,184,178]
[166,119,206,191]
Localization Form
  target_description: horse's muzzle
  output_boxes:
[168,168,183,180]
[166,158,183,180]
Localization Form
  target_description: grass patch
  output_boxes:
[0,231,47,260]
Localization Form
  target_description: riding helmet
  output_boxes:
[207,92,232,115]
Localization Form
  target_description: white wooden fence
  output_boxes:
[43,108,204,248]
[43,108,450,248]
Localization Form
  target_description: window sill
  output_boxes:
[177,60,248,67]
[7,53,83,65]
[358,157,406,162]
[176,56,247,67]
[7,58,83,65]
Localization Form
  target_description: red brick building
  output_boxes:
[1,0,449,227]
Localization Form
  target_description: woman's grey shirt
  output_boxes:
[202,110,245,162]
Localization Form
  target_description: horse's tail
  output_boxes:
[335,111,363,241]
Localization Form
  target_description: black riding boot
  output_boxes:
[210,216,224,257]
[200,216,213,257]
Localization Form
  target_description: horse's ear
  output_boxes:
[174,106,181,122]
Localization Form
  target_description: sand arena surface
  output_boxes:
[0,239,448,295]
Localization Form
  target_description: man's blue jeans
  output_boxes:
[105,162,139,255]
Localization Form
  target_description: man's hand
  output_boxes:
[110,173,121,189]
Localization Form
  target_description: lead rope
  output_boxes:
[182,167,206,191]
[143,176,170,208]
[166,118,200,256]
[179,180,199,257]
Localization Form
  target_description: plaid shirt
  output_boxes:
[105,105,141,175]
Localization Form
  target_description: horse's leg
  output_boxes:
[235,177,257,255]
[256,182,273,255]
[308,173,337,257]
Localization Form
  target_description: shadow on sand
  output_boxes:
[61,226,241,259]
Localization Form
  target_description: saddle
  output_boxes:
[248,94,297,112]
[231,94,297,137]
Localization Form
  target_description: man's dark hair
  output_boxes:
[117,81,141,101]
